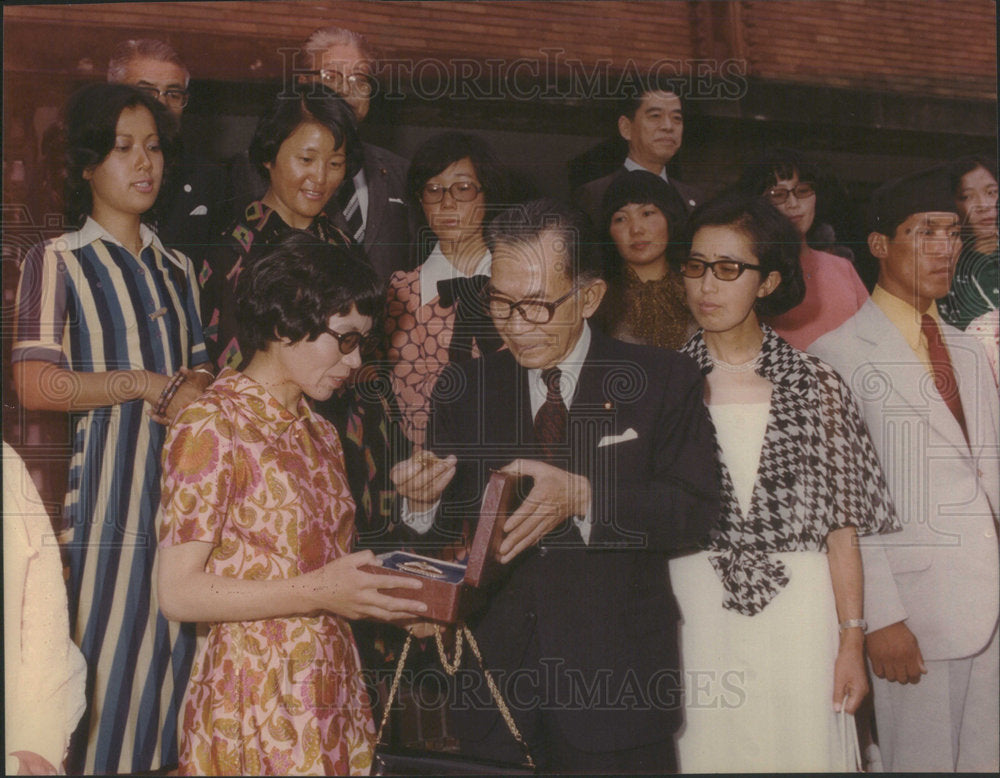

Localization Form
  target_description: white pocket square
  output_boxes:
[597,428,638,448]
[389,197,405,204]
[188,204,208,216]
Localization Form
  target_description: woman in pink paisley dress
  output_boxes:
[157,231,427,776]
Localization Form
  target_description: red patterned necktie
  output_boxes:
[534,367,567,460]
[921,314,969,445]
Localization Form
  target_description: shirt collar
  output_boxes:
[214,367,316,435]
[624,156,668,183]
[77,216,186,270]
[871,285,941,354]
[527,321,592,415]
[419,242,492,304]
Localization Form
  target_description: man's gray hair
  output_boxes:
[303,25,376,63]
[107,38,190,86]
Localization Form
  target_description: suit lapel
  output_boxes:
[362,145,386,251]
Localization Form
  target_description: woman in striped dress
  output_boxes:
[13,83,212,774]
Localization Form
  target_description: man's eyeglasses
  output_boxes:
[764,182,815,205]
[420,181,483,204]
[315,69,377,97]
[485,287,579,324]
[678,258,764,281]
[135,85,189,109]
[325,329,379,356]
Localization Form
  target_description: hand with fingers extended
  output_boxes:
[866,620,927,684]
[497,458,592,563]
[308,550,428,622]
[390,447,457,512]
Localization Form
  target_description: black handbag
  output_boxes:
[371,625,536,775]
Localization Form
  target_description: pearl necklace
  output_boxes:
[709,351,762,373]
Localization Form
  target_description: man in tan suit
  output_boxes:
[811,166,999,772]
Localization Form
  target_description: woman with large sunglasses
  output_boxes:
[737,148,869,350]
[157,231,427,776]
[669,193,898,772]
[384,132,510,444]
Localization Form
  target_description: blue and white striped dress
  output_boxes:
[13,217,207,774]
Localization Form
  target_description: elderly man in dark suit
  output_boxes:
[392,199,719,772]
[301,25,414,279]
[573,81,703,227]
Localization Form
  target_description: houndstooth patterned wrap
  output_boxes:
[682,325,900,616]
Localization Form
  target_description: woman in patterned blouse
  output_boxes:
[158,231,427,775]
[199,85,361,372]
[595,169,694,348]
[384,132,509,444]
[669,193,898,772]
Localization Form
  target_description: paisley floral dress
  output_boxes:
[158,369,375,775]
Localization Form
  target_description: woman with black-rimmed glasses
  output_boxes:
[737,148,869,350]
[385,132,511,444]
[669,193,898,772]
[157,231,426,776]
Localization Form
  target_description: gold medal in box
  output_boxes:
[363,472,523,623]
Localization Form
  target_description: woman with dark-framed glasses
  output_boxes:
[385,132,511,444]
[669,193,898,772]
[737,148,869,350]
[157,231,426,776]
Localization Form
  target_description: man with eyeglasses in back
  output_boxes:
[299,25,414,280]
[391,199,720,773]
[107,38,226,260]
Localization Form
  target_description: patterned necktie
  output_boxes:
[337,176,365,242]
[436,275,503,362]
[534,367,568,460]
[921,314,969,445]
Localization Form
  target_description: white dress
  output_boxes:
[670,402,860,772]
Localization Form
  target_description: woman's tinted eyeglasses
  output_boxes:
[325,329,379,356]
[764,182,815,205]
[678,258,764,281]
[420,181,483,204]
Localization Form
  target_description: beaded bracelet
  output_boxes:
[154,372,186,418]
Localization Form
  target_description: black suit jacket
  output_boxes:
[573,167,704,228]
[425,331,720,753]
[327,142,415,280]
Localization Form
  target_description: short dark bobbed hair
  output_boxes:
[601,169,687,242]
[406,131,509,207]
[486,198,603,285]
[681,191,806,318]
[249,85,362,184]
[235,230,383,355]
[64,82,177,226]
[948,154,998,197]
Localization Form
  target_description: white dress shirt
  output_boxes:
[418,242,492,306]
[624,156,669,184]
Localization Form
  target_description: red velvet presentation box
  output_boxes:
[363,472,522,623]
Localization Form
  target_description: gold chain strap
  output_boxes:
[460,625,536,770]
[374,624,536,770]
[434,626,464,674]
[375,633,413,746]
